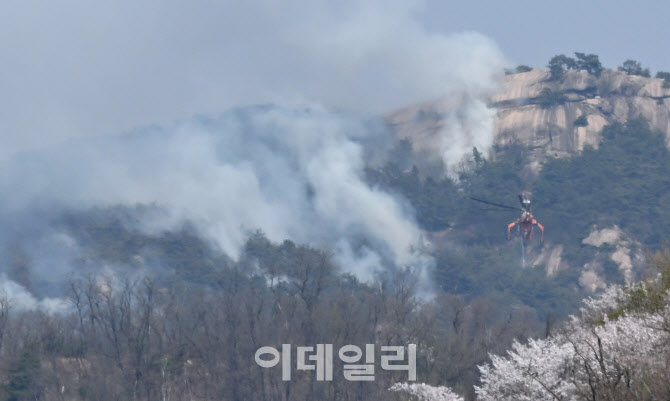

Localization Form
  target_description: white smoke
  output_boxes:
[0,1,506,159]
[439,97,498,171]
[0,0,508,306]
[0,275,70,314]
[0,106,426,282]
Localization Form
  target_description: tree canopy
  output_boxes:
[619,59,651,77]
[548,52,604,80]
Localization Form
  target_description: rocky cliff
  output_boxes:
[389,68,670,172]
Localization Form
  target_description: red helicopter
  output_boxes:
[471,193,544,243]
[508,194,544,243]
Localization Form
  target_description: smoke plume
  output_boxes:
[0,0,507,308]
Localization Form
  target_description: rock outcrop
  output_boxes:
[580,225,644,288]
[389,68,670,172]
[492,69,670,164]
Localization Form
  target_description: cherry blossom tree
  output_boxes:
[390,382,464,401]
[476,283,670,401]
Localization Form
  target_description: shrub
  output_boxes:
[574,114,588,127]
[619,59,651,77]
[537,88,567,108]
[516,65,533,73]
[656,71,670,88]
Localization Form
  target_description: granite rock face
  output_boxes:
[492,69,670,163]
[388,68,670,173]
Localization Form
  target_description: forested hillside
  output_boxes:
[3,55,670,400]
[369,116,670,309]
[0,228,552,400]
[0,114,666,400]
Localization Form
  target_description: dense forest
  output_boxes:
[368,117,670,313]
[0,231,548,401]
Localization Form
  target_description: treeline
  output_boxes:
[509,52,670,88]
[0,233,545,401]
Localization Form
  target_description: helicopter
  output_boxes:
[471,192,544,243]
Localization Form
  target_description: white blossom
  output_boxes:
[477,283,670,400]
[476,338,575,401]
[578,285,628,322]
[389,382,464,401]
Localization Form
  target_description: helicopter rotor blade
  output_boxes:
[470,197,519,211]
[476,208,517,213]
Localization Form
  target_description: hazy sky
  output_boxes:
[1,0,666,158]
[421,0,669,73]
